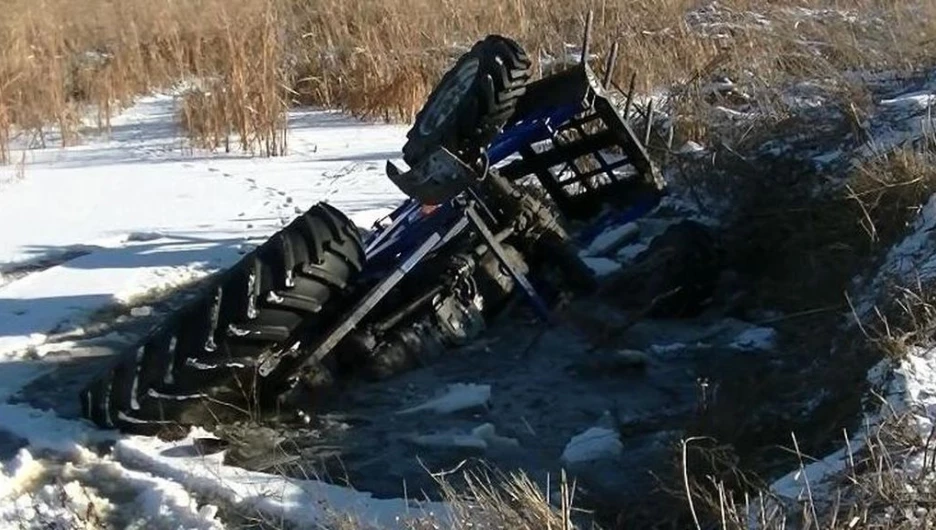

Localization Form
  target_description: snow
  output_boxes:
[0,403,115,454]
[0,446,226,530]
[560,427,623,465]
[584,223,639,256]
[581,257,622,276]
[0,448,45,499]
[770,331,936,505]
[0,95,407,359]
[397,383,492,415]
[861,80,936,158]
[879,92,936,109]
[881,346,936,450]
[0,95,445,528]
[408,423,520,452]
[854,194,936,318]
[729,326,778,351]
[116,433,449,529]
[770,442,857,503]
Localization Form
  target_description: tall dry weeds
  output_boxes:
[2,0,935,161]
[678,410,936,530]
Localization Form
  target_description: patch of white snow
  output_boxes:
[584,223,639,256]
[560,427,623,465]
[581,257,622,277]
[730,326,778,351]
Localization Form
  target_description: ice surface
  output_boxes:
[616,242,649,262]
[581,257,622,276]
[650,342,688,354]
[397,383,492,415]
[729,326,778,351]
[408,423,520,451]
[560,427,623,464]
[584,223,639,256]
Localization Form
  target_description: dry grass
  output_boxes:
[849,146,936,248]
[426,464,580,529]
[678,408,936,530]
[2,0,936,161]
[222,454,584,529]
[671,111,936,315]
[670,227,936,529]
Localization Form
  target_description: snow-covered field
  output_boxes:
[0,96,458,528]
[0,95,408,358]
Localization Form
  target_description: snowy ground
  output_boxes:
[0,96,407,358]
[0,96,457,528]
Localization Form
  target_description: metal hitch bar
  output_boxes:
[259,215,470,378]
[464,203,553,323]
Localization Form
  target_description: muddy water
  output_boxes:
[268,309,774,509]
[6,286,782,518]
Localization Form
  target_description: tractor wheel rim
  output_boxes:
[418,57,480,137]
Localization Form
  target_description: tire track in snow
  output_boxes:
[0,248,94,289]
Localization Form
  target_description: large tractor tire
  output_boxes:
[402,35,532,167]
[81,203,364,434]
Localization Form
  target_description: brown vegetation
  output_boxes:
[2,0,936,161]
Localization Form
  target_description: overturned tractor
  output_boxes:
[81,20,666,434]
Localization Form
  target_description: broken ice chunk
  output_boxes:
[730,326,778,351]
[560,427,623,464]
[396,383,491,415]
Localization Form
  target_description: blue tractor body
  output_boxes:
[363,58,665,285]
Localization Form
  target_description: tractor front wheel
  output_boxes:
[402,35,532,167]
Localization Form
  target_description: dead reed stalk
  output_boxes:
[2,0,935,160]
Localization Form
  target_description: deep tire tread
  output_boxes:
[80,203,364,434]
[402,35,532,167]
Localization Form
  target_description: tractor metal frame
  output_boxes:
[259,16,667,380]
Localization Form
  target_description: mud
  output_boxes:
[247,307,778,512]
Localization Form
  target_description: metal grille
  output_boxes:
[500,87,662,220]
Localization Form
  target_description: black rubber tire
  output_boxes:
[402,35,532,167]
[80,202,364,434]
